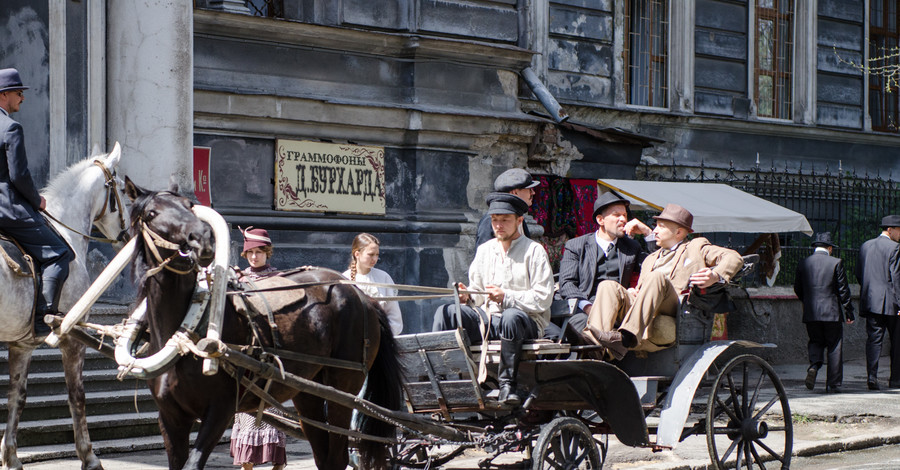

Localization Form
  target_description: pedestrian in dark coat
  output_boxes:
[794,233,854,393]
[856,215,900,390]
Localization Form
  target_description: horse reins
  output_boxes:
[140,220,198,276]
[41,159,129,244]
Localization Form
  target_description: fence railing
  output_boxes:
[637,160,900,286]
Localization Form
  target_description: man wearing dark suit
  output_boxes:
[0,68,73,340]
[794,232,854,393]
[475,168,538,247]
[856,215,900,390]
[551,191,647,342]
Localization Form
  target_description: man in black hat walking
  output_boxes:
[433,192,554,406]
[856,215,900,390]
[794,232,854,393]
[0,68,73,339]
[475,168,540,246]
[553,190,649,342]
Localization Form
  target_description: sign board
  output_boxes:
[193,147,211,207]
[275,140,386,214]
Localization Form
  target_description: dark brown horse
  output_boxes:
[121,178,401,470]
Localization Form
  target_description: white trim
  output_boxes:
[747,1,757,117]
[87,0,107,152]
[48,0,66,177]
[793,0,817,124]
[863,0,872,131]
[669,0,695,113]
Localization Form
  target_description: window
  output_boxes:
[625,0,668,107]
[247,0,283,18]
[870,0,900,132]
[754,0,793,119]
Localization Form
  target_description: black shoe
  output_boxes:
[805,367,818,390]
[868,381,881,391]
[498,383,521,406]
[825,386,842,394]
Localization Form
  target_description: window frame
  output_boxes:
[624,0,670,109]
[753,0,795,121]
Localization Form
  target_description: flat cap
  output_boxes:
[486,192,528,216]
[494,168,540,192]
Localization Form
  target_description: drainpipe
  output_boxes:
[521,67,569,123]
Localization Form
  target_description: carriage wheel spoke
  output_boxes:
[752,395,780,420]
[721,435,741,462]
[714,395,742,424]
[562,432,576,461]
[734,439,745,468]
[741,363,750,419]
[748,368,766,412]
[755,439,786,463]
[726,374,744,420]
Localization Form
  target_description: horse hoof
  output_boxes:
[82,456,104,470]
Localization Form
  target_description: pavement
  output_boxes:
[15,357,900,469]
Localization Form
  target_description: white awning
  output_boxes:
[598,179,813,235]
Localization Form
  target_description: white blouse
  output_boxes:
[342,267,403,335]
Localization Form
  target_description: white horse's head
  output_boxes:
[89,142,131,248]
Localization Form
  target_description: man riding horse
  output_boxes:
[0,68,73,339]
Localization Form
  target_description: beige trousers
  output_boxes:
[586,271,679,348]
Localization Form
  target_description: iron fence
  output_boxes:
[636,160,900,286]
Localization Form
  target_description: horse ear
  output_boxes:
[168,174,180,194]
[123,176,146,202]
[105,142,122,169]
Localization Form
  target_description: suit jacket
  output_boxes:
[794,251,855,323]
[638,237,743,293]
[0,109,42,228]
[558,233,644,305]
[856,235,900,316]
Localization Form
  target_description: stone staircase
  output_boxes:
[0,304,166,463]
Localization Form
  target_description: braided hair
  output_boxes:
[348,233,380,281]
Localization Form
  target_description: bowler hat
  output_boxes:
[811,232,836,248]
[486,192,528,216]
[242,226,272,253]
[882,215,900,228]
[653,204,694,232]
[592,191,630,219]
[0,69,29,93]
[494,168,539,192]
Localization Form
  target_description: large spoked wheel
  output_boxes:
[706,354,793,469]
[532,417,603,470]
[388,441,466,469]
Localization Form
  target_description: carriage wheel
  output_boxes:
[532,417,603,470]
[706,354,792,470]
[388,440,466,469]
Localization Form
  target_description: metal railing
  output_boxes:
[637,159,900,286]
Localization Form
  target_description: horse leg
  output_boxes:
[157,405,194,470]
[293,392,333,469]
[58,337,103,470]
[1,343,36,470]
[323,371,365,470]
[182,407,233,470]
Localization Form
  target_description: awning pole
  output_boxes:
[597,179,665,211]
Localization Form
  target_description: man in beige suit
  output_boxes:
[584,204,743,359]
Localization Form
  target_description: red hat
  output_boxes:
[242,227,272,252]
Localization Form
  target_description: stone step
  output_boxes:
[10,411,161,447]
[0,347,121,375]
[0,389,157,423]
[0,369,142,396]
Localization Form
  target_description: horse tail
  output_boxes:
[357,302,403,469]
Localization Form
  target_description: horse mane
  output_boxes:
[127,188,162,293]
[41,158,98,200]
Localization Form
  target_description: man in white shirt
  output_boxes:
[433,192,554,406]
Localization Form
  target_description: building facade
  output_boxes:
[3,0,900,332]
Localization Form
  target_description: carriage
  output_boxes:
[46,182,797,470]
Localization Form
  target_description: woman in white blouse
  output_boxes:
[342,233,403,335]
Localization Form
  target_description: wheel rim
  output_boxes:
[534,417,601,470]
[706,354,793,469]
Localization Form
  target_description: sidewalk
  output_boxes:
[18,358,900,469]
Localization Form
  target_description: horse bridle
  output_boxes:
[42,159,130,244]
[139,220,199,276]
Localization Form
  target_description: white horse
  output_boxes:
[0,143,128,470]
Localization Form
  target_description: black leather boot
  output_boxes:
[497,338,524,406]
[34,276,62,338]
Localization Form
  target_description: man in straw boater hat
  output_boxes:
[552,190,649,343]
[856,214,900,391]
[583,203,743,360]
[0,68,73,339]
[433,192,553,406]
[794,232,854,393]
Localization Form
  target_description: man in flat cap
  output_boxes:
[856,215,900,390]
[0,68,73,340]
[475,168,540,246]
[585,204,743,359]
[551,190,650,344]
[433,192,554,406]
[794,232,854,393]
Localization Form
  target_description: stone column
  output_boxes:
[669,0,695,113]
[793,0,817,125]
[107,1,193,192]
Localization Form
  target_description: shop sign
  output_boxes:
[275,140,385,215]
[193,147,211,207]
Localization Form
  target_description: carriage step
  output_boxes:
[11,430,230,464]
[0,389,157,423]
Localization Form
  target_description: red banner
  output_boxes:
[193,147,211,206]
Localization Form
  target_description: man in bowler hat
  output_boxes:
[856,215,900,390]
[433,192,554,406]
[584,204,743,360]
[794,232,854,393]
[475,168,540,246]
[552,190,649,342]
[0,68,73,339]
